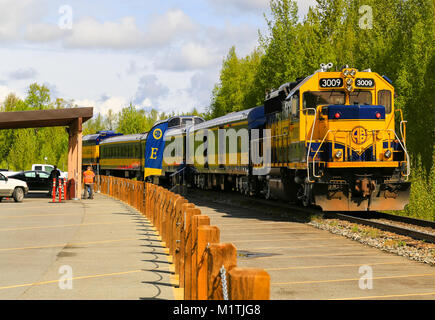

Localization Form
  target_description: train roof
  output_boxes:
[187,107,259,132]
[82,131,123,144]
[285,74,313,100]
[153,115,205,129]
[83,134,99,141]
[100,133,147,145]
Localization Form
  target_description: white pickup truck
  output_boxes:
[0,172,28,202]
[31,164,68,179]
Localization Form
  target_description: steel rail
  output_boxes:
[212,195,435,244]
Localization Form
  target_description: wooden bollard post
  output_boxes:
[172,198,187,275]
[147,184,154,220]
[154,187,162,227]
[228,268,270,300]
[156,188,165,233]
[168,195,183,256]
[190,215,210,300]
[183,208,201,300]
[197,225,220,300]
[207,243,237,300]
[164,194,177,250]
[160,191,170,244]
[148,184,154,219]
[179,203,195,289]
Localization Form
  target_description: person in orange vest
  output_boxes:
[83,166,95,199]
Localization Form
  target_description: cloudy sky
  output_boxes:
[0,0,316,116]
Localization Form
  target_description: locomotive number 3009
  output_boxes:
[355,78,374,87]
[319,78,343,88]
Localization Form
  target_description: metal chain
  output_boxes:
[219,265,229,300]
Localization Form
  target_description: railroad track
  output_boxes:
[182,189,435,244]
[243,197,435,244]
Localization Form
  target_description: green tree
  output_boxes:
[25,83,52,110]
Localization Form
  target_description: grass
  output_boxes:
[386,155,435,222]
[351,225,360,233]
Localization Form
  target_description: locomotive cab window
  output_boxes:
[349,90,372,105]
[181,118,193,127]
[290,93,300,119]
[303,91,345,109]
[168,118,181,128]
[378,90,392,114]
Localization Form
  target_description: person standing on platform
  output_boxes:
[83,166,95,199]
[48,166,61,197]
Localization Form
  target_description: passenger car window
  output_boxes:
[34,166,42,171]
[378,90,392,114]
[25,172,36,178]
[0,173,5,181]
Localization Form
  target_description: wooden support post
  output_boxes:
[207,243,237,300]
[190,215,210,300]
[67,117,82,200]
[228,268,270,300]
[172,198,187,274]
[197,226,220,300]
[161,191,170,244]
[179,203,195,289]
[183,208,201,300]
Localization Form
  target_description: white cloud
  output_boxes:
[64,17,145,49]
[0,85,22,102]
[144,9,197,47]
[209,0,268,12]
[75,96,128,116]
[0,0,47,40]
[155,42,221,71]
[19,8,198,51]
[24,23,68,42]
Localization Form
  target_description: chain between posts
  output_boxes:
[220,265,229,300]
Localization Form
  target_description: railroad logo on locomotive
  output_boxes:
[351,126,367,145]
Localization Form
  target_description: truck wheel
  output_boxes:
[13,188,24,202]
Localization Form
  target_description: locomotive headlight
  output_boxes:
[346,78,353,85]
[346,85,353,92]
[350,69,357,76]
[343,69,350,76]
[384,150,392,159]
[335,150,343,159]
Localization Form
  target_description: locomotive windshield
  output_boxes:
[303,91,345,109]
[349,90,372,105]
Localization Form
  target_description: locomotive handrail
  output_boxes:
[311,129,334,179]
[386,129,410,179]
[303,107,318,182]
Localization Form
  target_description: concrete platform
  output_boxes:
[186,191,435,300]
[0,192,175,300]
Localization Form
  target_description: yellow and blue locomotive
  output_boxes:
[262,63,410,211]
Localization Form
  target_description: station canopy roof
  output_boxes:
[0,107,93,129]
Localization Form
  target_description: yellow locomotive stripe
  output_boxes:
[326,161,399,168]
